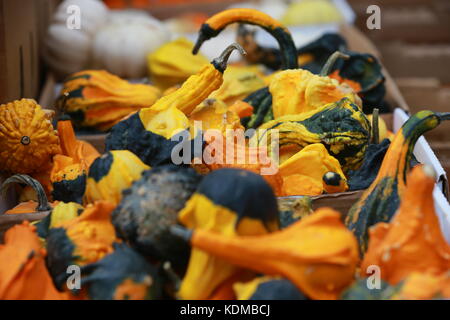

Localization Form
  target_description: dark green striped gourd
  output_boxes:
[345,110,450,254]
[255,97,371,172]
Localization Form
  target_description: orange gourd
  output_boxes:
[361,165,450,285]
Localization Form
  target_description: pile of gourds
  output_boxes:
[0,9,449,300]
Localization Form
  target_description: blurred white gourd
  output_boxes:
[92,10,171,79]
[44,0,109,76]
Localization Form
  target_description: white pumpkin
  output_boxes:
[44,0,109,76]
[92,10,170,79]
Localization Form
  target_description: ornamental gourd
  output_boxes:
[360,165,450,285]
[279,143,347,196]
[106,43,246,166]
[345,111,450,253]
[46,201,117,290]
[80,243,163,300]
[256,97,371,172]
[84,150,150,206]
[56,70,161,131]
[147,37,210,90]
[233,276,308,300]
[92,10,170,79]
[172,207,359,300]
[0,99,61,174]
[44,0,109,77]
[112,165,202,271]
[178,168,279,300]
[192,9,298,129]
[51,116,100,204]
[269,66,361,118]
[0,222,69,300]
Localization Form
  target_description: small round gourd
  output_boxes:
[0,99,60,174]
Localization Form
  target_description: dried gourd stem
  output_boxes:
[170,225,193,242]
[372,108,380,144]
[1,174,51,211]
[319,51,350,77]
[212,43,246,73]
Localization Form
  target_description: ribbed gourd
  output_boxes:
[345,111,450,253]
[56,70,161,131]
[106,43,246,167]
[0,99,60,174]
[255,97,371,172]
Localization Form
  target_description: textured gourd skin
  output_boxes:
[57,70,161,131]
[112,165,202,271]
[345,111,446,253]
[269,69,361,118]
[80,243,163,300]
[0,99,60,174]
[46,201,117,291]
[257,98,371,172]
[241,87,273,129]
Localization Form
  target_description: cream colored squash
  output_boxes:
[92,10,170,79]
[44,0,109,76]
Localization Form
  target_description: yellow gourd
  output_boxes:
[0,99,61,174]
[147,37,209,90]
[269,68,361,118]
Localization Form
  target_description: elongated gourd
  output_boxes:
[345,111,450,253]
[56,70,161,131]
[105,43,245,166]
[256,97,371,172]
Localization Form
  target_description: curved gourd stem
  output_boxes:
[170,225,193,242]
[212,43,246,73]
[371,108,379,144]
[1,174,51,211]
[193,8,298,70]
[319,51,350,77]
